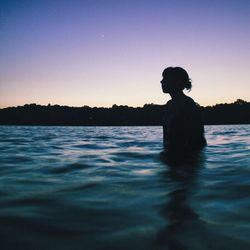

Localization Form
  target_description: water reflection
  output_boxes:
[157,151,205,249]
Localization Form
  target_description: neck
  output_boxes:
[169,91,185,100]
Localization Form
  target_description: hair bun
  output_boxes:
[184,79,192,90]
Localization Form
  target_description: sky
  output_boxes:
[0,0,250,108]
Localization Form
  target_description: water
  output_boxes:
[0,125,249,250]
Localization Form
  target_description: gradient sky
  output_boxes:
[1,0,250,108]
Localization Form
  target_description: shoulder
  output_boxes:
[165,100,173,111]
[184,95,195,105]
[184,96,199,110]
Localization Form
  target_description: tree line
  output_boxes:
[0,99,249,126]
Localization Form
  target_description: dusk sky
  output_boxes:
[1,0,250,108]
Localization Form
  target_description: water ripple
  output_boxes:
[0,125,249,249]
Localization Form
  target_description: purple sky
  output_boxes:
[1,0,250,108]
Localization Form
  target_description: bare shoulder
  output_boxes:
[184,96,200,110]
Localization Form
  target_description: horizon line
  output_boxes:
[0,99,249,110]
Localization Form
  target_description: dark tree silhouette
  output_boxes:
[0,100,249,126]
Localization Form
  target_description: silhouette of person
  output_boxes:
[161,67,206,161]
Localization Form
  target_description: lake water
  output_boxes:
[0,125,250,249]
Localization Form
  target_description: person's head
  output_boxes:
[161,67,192,94]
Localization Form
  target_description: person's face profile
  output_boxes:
[161,75,171,94]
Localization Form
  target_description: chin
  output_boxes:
[162,89,169,94]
